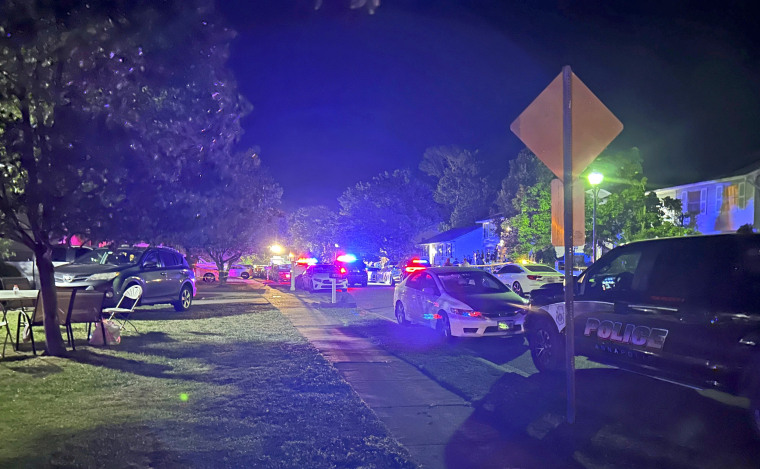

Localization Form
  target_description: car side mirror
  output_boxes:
[143,261,158,270]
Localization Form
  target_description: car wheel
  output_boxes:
[173,285,193,312]
[437,311,454,339]
[362,279,368,287]
[512,281,524,296]
[308,281,314,293]
[395,302,409,326]
[203,273,216,283]
[390,278,395,287]
[241,272,250,279]
[528,317,565,372]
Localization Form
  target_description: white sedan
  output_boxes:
[300,264,348,292]
[494,263,564,296]
[393,267,529,339]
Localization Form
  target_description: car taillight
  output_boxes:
[285,273,291,278]
[405,266,425,273]
[340,267,347,274]
[527,275,542,280]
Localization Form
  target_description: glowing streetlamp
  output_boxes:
[270,244,283,254]
[588,171,604,262]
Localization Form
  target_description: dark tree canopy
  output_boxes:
[338,169,440,260]
[288,205,340,261]
[0,0,253,354]
[419,146,493,229]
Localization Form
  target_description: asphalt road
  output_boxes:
[349,282,542,378]
[266,279,760,467]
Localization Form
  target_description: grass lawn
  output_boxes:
[0,296,417,468]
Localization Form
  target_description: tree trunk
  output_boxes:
[35,244,67,356]
[209,257,228,285]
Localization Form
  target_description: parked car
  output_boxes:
[379,263,401,286]
[400,258,431,280]
[252,265,267,278]
[55,246,196,310]
[194,259,251,282]
[366,266,381,283]
[494,262,564,296]
[1,240,92,287]
[527,282,565,306]
[273,263,291,283]
[300,264,347,292]
[336,258,367,286]
[525,234,760,435]
[393,266,529,339]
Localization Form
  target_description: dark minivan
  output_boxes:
[55,246,196,310]
[526,234,760,434]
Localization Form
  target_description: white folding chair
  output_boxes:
[102,285,142,332]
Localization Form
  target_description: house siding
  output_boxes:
[420,219,502,265]
[653,170,759,234]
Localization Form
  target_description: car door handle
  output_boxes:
[160,272,168,276]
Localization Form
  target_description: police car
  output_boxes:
[526,234,760,434]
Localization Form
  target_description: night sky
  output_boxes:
[219,0,760,209]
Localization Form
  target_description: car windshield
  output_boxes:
[437,271,510,294]
[524,265,560,273]
[72,248,143,266]
[312,265,337,274]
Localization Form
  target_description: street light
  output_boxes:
[270,244,283,254]
[588,171,604,262]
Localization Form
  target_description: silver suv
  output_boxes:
[55,246,196,310]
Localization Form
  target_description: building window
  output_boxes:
[724,182,745,210]
[715,185,723,213]
[685,189,706,215]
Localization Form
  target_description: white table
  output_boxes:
[0,290,39,355]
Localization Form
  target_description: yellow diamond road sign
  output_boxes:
[510,71,623,180]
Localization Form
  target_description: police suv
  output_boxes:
[526,234,760,434]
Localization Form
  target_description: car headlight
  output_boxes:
[451,308,483,318]
[86,272,120,281]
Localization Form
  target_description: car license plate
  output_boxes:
[330,273,341,278]
[498,321,512,331]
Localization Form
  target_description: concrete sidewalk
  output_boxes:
[201,279,760,469]
[258,281,487,469]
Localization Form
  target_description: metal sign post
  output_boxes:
[510,65,622,425]
[290,260,296,291]
[331,278,337,304]
[561,65,577,424]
